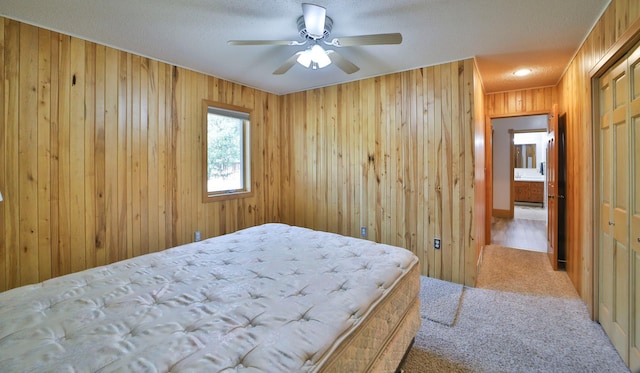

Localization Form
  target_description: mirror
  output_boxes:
[514,144,536,168]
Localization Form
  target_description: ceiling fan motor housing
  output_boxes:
[297,15,333,40]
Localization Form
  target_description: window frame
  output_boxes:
[202,100,253,202]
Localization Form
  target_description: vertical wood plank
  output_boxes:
[94,44,107,267]
[5,21,22,284]
[407,69,418,257]
[104,47,118,264]
[364,77,375,241]
[327,85,338,233]
[197,73,207,233]
[69,37,85,273]
[303,90,313,228]
[131,55,141,257]
[380,75,390,244]
[84,41,96,270]
[54,35,72,276]
[117,51,130,261]
[348,83,358,237]
[426,66,437,277]
[48,30,60,279]
[416,67,426,271]
[37,28,52,281]
[5,19,21,289]
[0,18,7,291]
[55,33,68,273]
[267,93,280,223]
[139,57,149,254]
[393,74,402,248]
[18,22,39,285]
[165,65,175,248]
[452,61,462,283]
[148,59,160,253]
[433,64,443,279]
[172,65,183,241]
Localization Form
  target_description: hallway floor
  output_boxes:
[491,205,547,252]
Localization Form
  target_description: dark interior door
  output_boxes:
[547,105,558,270]
[557,113,567,268]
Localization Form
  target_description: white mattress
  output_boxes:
[0,223,419,372]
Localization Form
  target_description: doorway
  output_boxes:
[490,115,548,253]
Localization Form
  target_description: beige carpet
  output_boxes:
[402,244,628,373]
[476,244,577,298]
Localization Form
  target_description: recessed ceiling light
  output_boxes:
[513,68,532,77]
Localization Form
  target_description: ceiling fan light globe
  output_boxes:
[310,44,324,59]
[297,51,312,68]
[316,53,331,68]
[310,45,331,68]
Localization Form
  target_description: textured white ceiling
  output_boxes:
[0,0,610,95]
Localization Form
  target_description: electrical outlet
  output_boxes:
[434,238,441,249]
[360,226,367,238]
[194,231,201,242]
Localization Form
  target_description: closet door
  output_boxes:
[599,56,630,364]
[629,46,640,371]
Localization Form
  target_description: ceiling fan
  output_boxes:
[228,3,402,75]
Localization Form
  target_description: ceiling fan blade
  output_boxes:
[326,50,360,74]
[228,40,306,46]
[302,3,326,39]
[273,52,304,75]
[326,33,403,47]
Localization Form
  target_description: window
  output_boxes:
[202,100,251,201]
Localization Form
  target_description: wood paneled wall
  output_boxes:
[0,16,484,291]
[555,0,640,315]
[485,87,558,117]
[279,59,479,286]
[0,18,281,291]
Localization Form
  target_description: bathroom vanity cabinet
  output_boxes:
[514,180,544,203]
